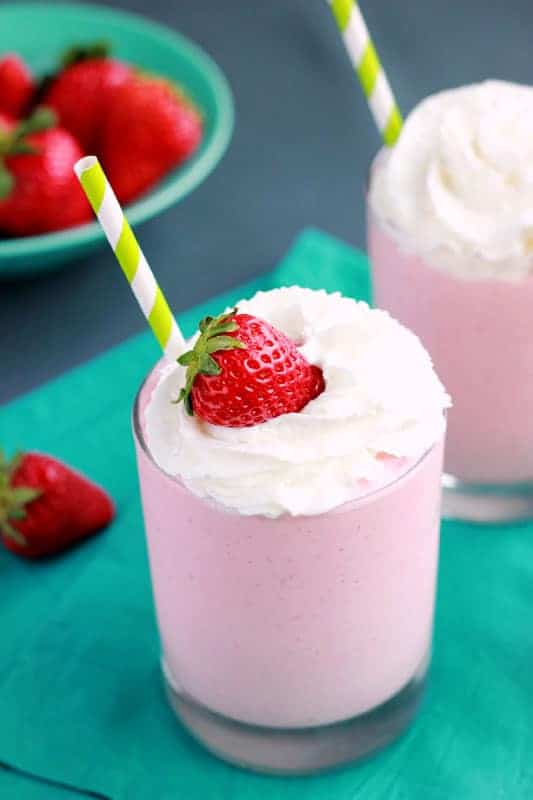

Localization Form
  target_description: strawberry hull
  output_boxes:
[133,361,444,773]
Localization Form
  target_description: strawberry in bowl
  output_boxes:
[0,53,34,117]
[100,73,202,204]
[43,42,132,152]
[0,107,92,236]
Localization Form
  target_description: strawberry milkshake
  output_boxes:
[369,81,533,521]
[133,287,449,772]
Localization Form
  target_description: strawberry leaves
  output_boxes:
[175,310,247,416]
[16,106,57,137]
[0,449,41,543]
[0,167,14,200]
[0,106,56,200]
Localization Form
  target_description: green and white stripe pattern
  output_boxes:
[74,156,185,360]
[328,0,403,146]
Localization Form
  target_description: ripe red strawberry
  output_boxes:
[43,43,131,150]
[100,74,202,203]
[176,310,325,427]
[0,107,91,236]
[0,53,35,117]
[0,111,15,131]
[0,450,115,559]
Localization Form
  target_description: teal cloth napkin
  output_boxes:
[1,229,533,800]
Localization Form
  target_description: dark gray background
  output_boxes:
[2,0,532,402]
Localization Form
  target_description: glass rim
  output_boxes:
[132,360,446,517]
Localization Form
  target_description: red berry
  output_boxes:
[100,74,203,203]
[0,451,115,559]
[177,312,325,428]
[0,110,92,236]
[0,111,15,131]
[44,57,131,150]
[0,54,34,117]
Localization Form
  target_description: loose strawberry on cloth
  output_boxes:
[176,310,325,427]
[0,450,115,558]
[0,107,91,236]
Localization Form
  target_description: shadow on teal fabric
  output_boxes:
[1,229,533,800]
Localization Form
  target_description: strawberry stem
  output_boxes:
[61,40,111,69]
[16,106,56,136]
[175,310,247,416]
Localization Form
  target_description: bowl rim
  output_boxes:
[0,1,234,259]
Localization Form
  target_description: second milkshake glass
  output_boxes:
[133,361,445,774]
[368,153,533,522]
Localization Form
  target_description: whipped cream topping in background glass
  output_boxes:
[145,287,449,517]
[370,80,533,280]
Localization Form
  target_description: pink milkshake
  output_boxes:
[369,81,533,521]
[133,287,448,772]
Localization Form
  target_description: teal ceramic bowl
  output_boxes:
[0,2,234,278]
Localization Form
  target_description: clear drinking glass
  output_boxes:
[132,360,445,773]
[368,151,533,523]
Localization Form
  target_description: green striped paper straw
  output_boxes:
[74,156,185,360]
[327,0,403,146]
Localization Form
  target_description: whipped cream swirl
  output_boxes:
[145,287,449,517]
[370,81,533,280]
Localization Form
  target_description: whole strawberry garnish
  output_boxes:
[0,106,91,236]
[0,53,35,117]
[0,450,115,559]
[176,310,325,427]
[43,42,131,151]
[100,73,202,203]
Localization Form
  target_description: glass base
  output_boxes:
[442,474,533,523]
[162,656,428,775]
